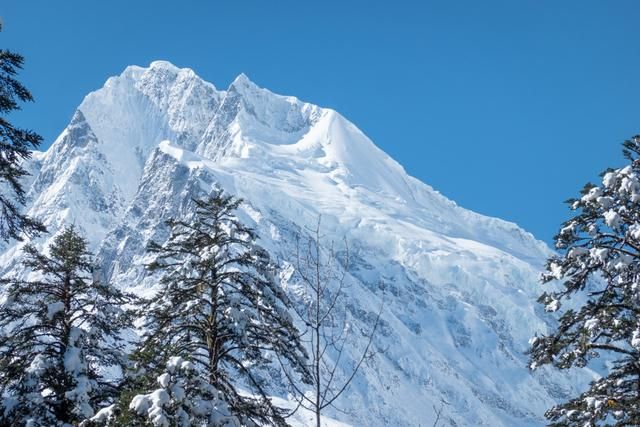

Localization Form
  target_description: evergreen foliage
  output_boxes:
[0,226,134,425]
[529,136,640,426]
[0,25,46,241]
[130,191,310,426]
[128,356,243,427]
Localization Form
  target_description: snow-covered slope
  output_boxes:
[0,61,587,426]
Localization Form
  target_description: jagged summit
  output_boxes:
[148,59,185,71]
[229,71,255,89]
[0,61,584,426]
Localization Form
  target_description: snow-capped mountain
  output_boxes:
[0,61,587,426]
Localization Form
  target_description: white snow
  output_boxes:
[85,404,115,424]
[166,356,185,373]
[157,373,171,388]
[46,301,65,320]
[545,300,560,312]
[604,210,621,228]
[589,248,609,264]
[0,60,593,426]
[568,247,589,258]
[602,172,617,187]
[130,394,151,414]
[581,187,602,203]
[548,262,563,279]
[632,328,640,350]
[629,223,640,240]
[583,318,599,332]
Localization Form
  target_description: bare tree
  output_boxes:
[432,399,449,427]
[280,218,382,427]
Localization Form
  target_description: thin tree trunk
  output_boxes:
[315,321,321,427]
[315,239,322,427]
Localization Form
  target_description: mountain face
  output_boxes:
[0,61,587,426]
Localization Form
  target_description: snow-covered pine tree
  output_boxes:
[0,226,134,425]
[0,22,47,241]
[529,136,640,426]
[127,356,244,427]
[129,191,310,426]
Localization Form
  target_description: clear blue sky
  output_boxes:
[3,0,640,243]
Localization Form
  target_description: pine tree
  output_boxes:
[0,23,47,241]
[0,226,134,425]
[127,356,244,427]
[529,136,640,426]
[129,191,310,426]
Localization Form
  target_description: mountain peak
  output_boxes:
[148,59,182,72]
[232,72,251,84]
[228,72,260,95]
[1,60,580,427]
[117,60,200,87]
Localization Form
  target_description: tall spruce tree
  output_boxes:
[0,23,46,241]
[129,191,310,426]
[529,136,640,426]
[0,226,133,425]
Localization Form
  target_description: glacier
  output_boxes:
[0,60,589,426]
